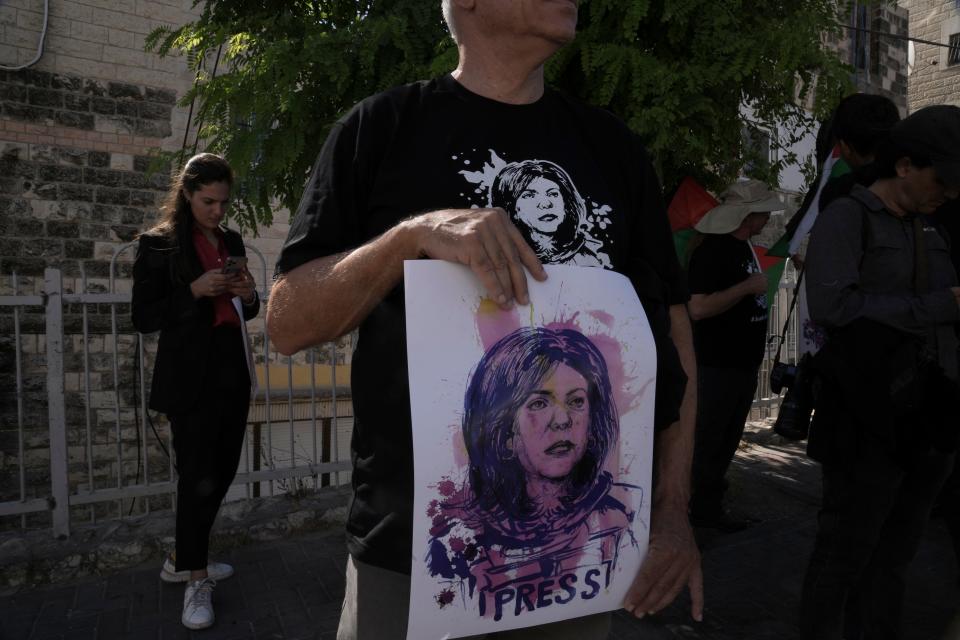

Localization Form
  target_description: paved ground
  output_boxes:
[1,422,957,640]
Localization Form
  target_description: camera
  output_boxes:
[770,354,815,441]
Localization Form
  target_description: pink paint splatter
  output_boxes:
[588,309,616,329]
[427,499,439,518]
[437,478,456,497]
[475,298,523,351]
[449,536,466,553]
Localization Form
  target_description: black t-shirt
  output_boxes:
[688,234,768,369]
[276,75,689,573]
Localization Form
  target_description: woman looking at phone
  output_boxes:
[132,153,259,630]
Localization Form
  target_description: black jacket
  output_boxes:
[131,226,259,414]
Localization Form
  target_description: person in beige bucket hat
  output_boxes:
[694,179,784,235]
[688,178,781,532]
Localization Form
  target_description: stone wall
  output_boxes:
[0,0,297,533]
[826,2,910,115]
[902,0,960,110]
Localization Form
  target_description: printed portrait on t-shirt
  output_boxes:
[455,152,612,268]
[425,326,638,621]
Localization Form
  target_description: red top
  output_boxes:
[192,226,239,328]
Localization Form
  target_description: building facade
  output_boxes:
[902,0,960,110]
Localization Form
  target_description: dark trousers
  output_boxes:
[169,325,250,572]
[690,365,759,518]
[800,439,954,639]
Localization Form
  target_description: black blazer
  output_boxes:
[131,226,260,414]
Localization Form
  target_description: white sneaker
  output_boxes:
[182,578,216,630]
[161,556,234,583]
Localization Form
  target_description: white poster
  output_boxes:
[405,261,657,639]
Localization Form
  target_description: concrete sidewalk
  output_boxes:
[1,422,957,640]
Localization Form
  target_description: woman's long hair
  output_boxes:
[462,327,618,522]
[145,153,233,239]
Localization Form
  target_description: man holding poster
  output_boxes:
[267,1,702,637]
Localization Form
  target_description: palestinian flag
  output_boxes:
[767,147,851,259]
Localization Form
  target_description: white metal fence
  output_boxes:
[0,243,353,538]
[0,249,799,539]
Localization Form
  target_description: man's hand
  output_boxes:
[411,208,547,307]
[740,272,768,296]
[624,501,703,622]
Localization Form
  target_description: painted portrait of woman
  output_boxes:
[490,160,611,268]
[426,327,637,615]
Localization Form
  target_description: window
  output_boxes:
[949,33,960,67]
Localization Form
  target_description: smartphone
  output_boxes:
[221,256,247,275]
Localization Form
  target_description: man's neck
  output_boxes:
[869,180,908,217]
[451,43,549,105]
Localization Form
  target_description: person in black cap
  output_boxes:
[799,104,960,639]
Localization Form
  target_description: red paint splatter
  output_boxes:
[430,514,449,537]
[449,536,465,552]
[427,499,439,518]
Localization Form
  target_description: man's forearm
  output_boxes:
[688,284,747,321]
[267,221,421,355]
[654,304,697,510]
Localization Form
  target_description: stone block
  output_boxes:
[115,100,138,118]
[0,141,28,160]
[134,119,171,138]
[60,184,95,202]
[82,79,108,98]
[120,208,144,225]
[70,21,109,44]
[96,187,130,205]
[0,156,35,178]
[65,240,94,259]
[64,94,91,112]
[144,87,176,105]
[82,223,110,238]
[121,171,150,189]
[27,87,62,108]
[90,204,118,222]
[109,153,133,171]
[46,220,80,238]
[55,111,95,130]
[3,102,55,123]
[0,256,45,276]
[128,190,156,207]
[57,147,88,166]
[1,83,28,102]
[139,102,171,121]
[91,97,115,115]
[133,155,152,172]
[22,238,62,258]
[83,168,123,188]
[7,69,51,87]
[46,76,82,96]
[39,164,83,184]
[108,82,142,101]
[88,151,110,168]
[24,181,58,200]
